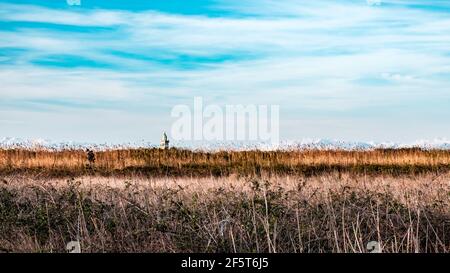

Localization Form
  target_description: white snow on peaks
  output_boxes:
[1,137,450,151]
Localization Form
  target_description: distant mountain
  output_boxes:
[1,137,449,151]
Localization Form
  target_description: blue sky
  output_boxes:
[0,0,449,143]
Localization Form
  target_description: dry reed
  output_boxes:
[0,173,448,253]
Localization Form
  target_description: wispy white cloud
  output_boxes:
[0,1,449,142]
[0,3,128,26]
[1,1,449,57]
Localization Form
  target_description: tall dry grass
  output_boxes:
[0,173,448,253]
[1,148,449,177]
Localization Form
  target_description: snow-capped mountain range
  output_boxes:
[1,137,450,151]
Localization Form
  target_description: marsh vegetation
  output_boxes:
[0,148,448,253]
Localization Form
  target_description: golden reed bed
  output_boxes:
[1,148,450,177]
[1,148,449,252]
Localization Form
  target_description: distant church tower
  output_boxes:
[160,132,169,149]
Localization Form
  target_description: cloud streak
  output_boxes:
[0,0,449,142]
